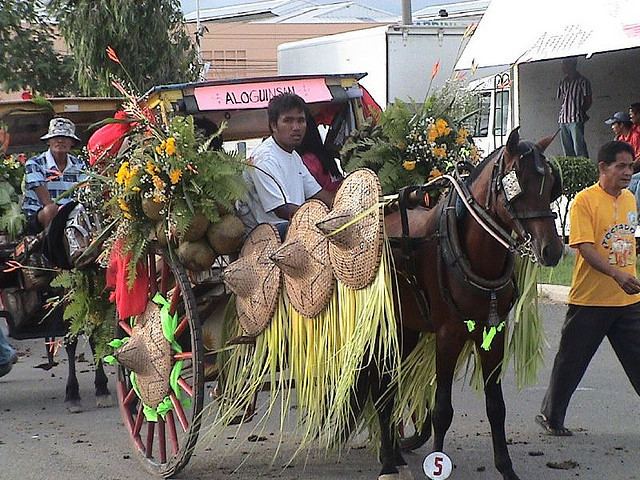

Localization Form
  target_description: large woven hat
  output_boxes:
[224,223,282,336]
[114,301,172,408]
[270,200,334,318]
[316,169,383,290]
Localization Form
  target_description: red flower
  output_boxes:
[106,46,121,65]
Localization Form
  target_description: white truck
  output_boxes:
[278,23,480,108]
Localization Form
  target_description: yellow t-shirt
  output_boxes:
[568,183,640,306]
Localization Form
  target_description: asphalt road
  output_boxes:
[1,301,639,480]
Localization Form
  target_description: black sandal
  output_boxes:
[535,414,573,436]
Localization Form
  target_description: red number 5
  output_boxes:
[433,456,443,476]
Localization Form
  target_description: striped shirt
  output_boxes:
[22,150,87,215]
[557,74,592,123]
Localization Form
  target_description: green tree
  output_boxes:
[0,0,77,95]
[50,0,200,96]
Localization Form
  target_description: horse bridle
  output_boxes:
[482,144,559,259]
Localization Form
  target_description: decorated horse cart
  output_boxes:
[1,71,564,480]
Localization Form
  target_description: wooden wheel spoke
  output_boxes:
[173,351,192,361]
[149,253,158,296]
[170,392,190,432]
[169,284,182,316]
[145,422,155,459]
[177,377,193,397]
[133,405,145,437]
[174,316,189,339]
[123,388,136,406]
[118,320,133,336]
[160,261,170,296]
[158,418,167,464]
[166,410,179,455]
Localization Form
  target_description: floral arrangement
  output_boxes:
[0,154,26,239]
[341,79,480,194]
[99,87,247,282]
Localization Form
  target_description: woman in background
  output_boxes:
[297,109,343,192]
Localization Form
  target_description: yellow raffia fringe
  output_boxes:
[202,238,401,461]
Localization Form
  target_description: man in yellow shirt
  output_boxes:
[536,141,640,436]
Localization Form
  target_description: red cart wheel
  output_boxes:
[115,248,204,478]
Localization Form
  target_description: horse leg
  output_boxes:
[64,339,82,413]
[479,336,520,480]
[373,367,410,480]
[89,337,113,408]
[431,328,465,453]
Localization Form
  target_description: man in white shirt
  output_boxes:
[242,93,334,237]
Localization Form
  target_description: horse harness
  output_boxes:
[390,145,561,327]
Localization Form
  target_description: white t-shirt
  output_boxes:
[241,136,321,228]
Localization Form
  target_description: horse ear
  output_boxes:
[505,127,520,157]
[535,130,559,153]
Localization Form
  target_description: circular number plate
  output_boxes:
[423,451,452,479]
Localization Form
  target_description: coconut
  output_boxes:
[178,240,216,272]
[155,221,169,247]
[141,197,165,221]
[183,213,210,242]
[206,215,245,254]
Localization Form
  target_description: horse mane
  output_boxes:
[465,146,503,186]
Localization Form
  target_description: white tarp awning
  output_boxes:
[456,0,640,70]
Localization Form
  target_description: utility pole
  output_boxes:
[402,0,412,25]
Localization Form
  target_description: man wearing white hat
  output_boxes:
[23,117,87,234]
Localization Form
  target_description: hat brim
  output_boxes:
[274,200,334,318]
[40,133,81,142]
[604,119,617,125]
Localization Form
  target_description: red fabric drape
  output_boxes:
[105,238,150,319]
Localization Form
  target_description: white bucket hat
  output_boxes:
[40,117,81,142]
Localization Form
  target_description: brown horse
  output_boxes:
[359,128,564,479]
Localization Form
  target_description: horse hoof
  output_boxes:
[378,474,400,480]
[398,465,414,480]
[66,401,83,414]
[96,394,114,408]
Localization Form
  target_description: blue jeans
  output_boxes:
[559,122,588,158]
[0,326,16,366]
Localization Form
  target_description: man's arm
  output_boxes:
[33,185,53,206]
[576,242,640,294]
[311,188,334,208]
[273,203,300,221]
[583,94,592,112]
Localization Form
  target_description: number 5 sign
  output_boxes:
[423,452,452,479]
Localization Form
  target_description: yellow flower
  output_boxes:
[432,145,447,159]
[429,168,442,179]
[115,161,130,185]
[145,161,158,175]
[169,168,182,185]
[155,145,163,155]
[117,198,132,219]
[155,140,167,155]
[435,118,451,137]
[165,137,176,156]
[427,125,438,143]
[403,160,417,171]
[152,174,166,192]
[125,165,139,188]
[456,127,469,145]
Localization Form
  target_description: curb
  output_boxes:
[538,283,569,304]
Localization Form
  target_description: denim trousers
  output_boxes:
[559,122,589,158]
[0,326,16,365]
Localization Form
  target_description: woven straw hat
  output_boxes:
[114,301,172,408]
[316,169,383,290]
[224,223,282,336]
[271,200,334,318]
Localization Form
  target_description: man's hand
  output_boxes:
[577,242,640,295]
[612,270,640,295]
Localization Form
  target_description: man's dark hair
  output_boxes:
[597,140,635,165]
[267,93,306,131]
[630,102,640,114]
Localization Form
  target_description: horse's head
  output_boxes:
[493,128,563,266]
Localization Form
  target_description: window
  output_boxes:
[212,50,248,70]
[467,92,491,137]
[493,91,509,136]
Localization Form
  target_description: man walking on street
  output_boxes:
[536,141,640,436]
[557,57,592,158]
